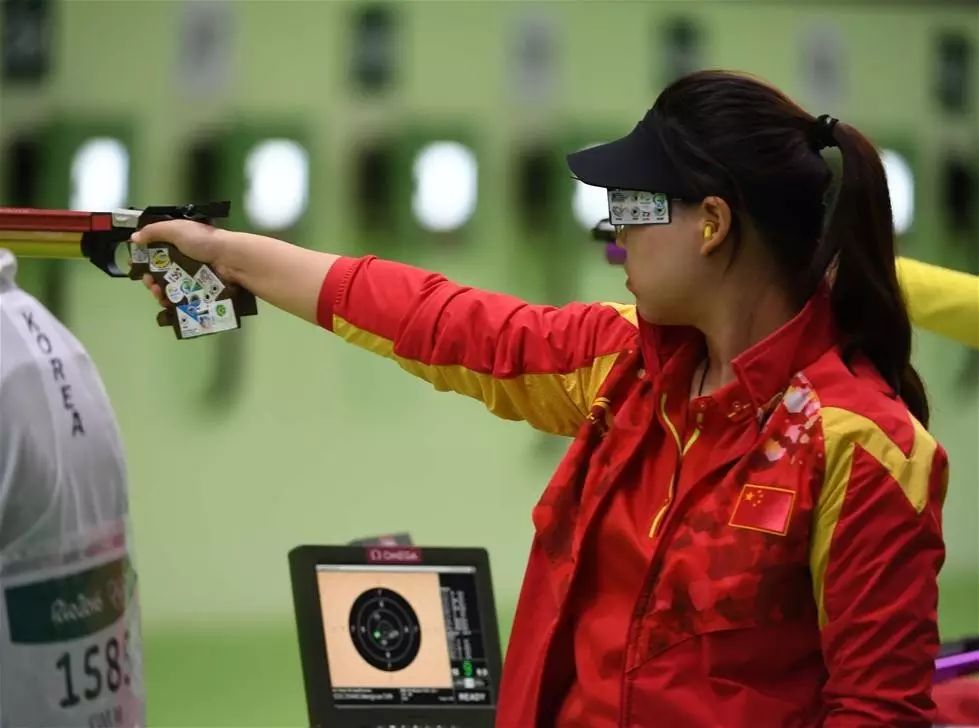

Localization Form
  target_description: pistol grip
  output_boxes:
[129,241,257,340]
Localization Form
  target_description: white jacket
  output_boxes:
[0,249,144,727]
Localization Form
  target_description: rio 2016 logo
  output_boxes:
[215,304,227,317]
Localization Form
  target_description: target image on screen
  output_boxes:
[349,586,421,671]
[317,564,494,707]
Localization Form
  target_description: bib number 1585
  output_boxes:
[55,630,132,708]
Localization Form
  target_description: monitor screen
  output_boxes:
[316,563,494,708]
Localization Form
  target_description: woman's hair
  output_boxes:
[651,70,929,426]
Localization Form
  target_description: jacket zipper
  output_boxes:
[648,393,703,537]
[621,394,706,726]
[623,394,704,725]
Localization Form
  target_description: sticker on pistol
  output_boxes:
[149,247,171,271]
[165,282,184,304]
[130,243,149,264]
[186,292,205,313]
[194,265,225,298]
[178,277,201,297]
[607,190,670,225]
[209,300,238,333]
[175,300,237,338]
[164,265,188,285]
[176,304,204,339]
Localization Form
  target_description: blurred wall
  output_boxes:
[1,1,977,724]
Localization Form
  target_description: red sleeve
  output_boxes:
[316,256,638,435]
[813,408,947,727]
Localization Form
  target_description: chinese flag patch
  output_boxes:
[728,484,796,536]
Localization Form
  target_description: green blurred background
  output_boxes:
[1,1,977,724]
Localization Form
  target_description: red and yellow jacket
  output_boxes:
[317,255,947,727]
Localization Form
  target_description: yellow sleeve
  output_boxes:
[896,257,979,349]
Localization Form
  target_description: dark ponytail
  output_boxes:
[817,123,930,426]
[652,70,929,426]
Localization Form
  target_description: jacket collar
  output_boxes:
[636,320,698,380]
[637,285,838,411]
[730,285,837,410]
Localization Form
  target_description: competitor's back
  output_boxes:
[0,249,144,727]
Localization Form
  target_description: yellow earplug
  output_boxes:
[703,224,714,240]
